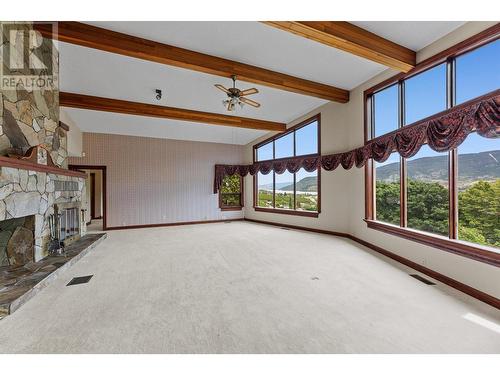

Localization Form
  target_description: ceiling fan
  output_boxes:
[215,75,261,112]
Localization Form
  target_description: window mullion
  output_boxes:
[293,172,297,210]
[399,81,407,228]
[447,57,458,239]
[369,95,376,220]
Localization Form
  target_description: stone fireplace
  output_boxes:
[55,202,81,246]
[0,215,35,266]
[0,157,86,263]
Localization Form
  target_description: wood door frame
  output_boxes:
[69,165,108,230]
[90,172,96,219]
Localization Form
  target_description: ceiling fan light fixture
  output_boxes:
[215,76,260,112]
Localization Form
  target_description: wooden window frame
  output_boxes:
[253,114,321,218]
[219,175,244,211]
[364,25,500,267]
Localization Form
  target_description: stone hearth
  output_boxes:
[0,233,106,319]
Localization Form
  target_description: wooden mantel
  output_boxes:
[0,156,87,178]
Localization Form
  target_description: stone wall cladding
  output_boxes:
[0,167,85,262]
[0,22,66,168]
[0,22,84,264]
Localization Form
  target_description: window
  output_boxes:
[456,39,500,105]
[257,171,273,208]
[296,121,318,156]
[406,145,449,236]
[219,174,243,210]
[256,141,273,161]
[375,152,400,226]
[274,132,294,159]
[405,63,447,124]
[366,33,500,261]
[373,84,399,138]
[275,170,294,209]
[295,169,319,212]
[254,115,320,217]
[457,133,500,247]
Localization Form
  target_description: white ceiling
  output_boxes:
[85,21,388,90]
[59,42,327,123]
[63,108,268,145]
[351,21,465,51]
[60,21,467,145]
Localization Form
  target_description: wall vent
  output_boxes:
[410,274,436,285]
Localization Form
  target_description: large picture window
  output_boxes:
[366,33,499,260]
[254,115,320,217]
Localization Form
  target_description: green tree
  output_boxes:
[407,179,449,236]
[458,226,487,245]
[221,175,241,206]
[458,180,500,247]
[376,178,499,248]
[221,175,241,193]
[375,181,400,225]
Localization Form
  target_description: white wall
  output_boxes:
[244,22,500,298]
[61,109,83,157]
[69,132,245,228]
[244,101,353,234]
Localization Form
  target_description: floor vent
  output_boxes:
[280,227,290,230]
[67,275,93,286]
[224,221,232,223]
[410,274,436,285]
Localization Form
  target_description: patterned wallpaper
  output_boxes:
[68,133,245,228]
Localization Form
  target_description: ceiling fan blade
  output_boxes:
[240,97,261,108]
[215,84,230,94]
[239,88,259,96]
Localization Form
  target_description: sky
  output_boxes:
[374,38,499,163]
[258,39,499,186]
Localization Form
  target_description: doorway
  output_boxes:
[69,165,107,231]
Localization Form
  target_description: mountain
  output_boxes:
[376,150,500,189]
[259,182,291,190]
[281,176,318,192]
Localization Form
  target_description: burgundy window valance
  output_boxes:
[214,91,500,193]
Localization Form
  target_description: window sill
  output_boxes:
[220,206,243,211]
[364,219,500,267]
[254,207,319,218]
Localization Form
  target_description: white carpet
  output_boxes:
[0,221,498,353]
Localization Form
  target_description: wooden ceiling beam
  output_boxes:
[35,22,349,103]
[263,21,416,72]
[59,92,286,132]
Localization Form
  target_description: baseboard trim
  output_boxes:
[244,218,500,310]
[105,218,244,231]
[244,218,349,238]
